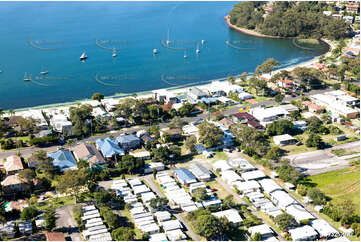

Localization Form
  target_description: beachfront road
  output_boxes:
[0,87,333,161]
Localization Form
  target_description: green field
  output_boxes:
[303,166,360,214]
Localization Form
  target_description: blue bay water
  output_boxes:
[0,1,328,110]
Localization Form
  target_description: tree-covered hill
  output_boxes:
[229,2,351,39]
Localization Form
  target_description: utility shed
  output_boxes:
[273,134,297,146]
[190,163,212,181]
[288,225,318,241]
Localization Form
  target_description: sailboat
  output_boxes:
[201,39,205,45]
[153,49,158,54]
[40,66,48,75]
[183,50,187,59]
[80,52,88,60]
[166,29,171,46]
[196,43,200,54]
[112,49,117,58]
[24,72,31,82]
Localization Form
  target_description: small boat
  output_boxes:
[80,52,88,60]
[40,70,48,75]
[166,40,171,46]
[184,50,187,59]
[24,72,31,82]
[153,49,158,54]
[201,39,205,45]
[112,49,117,58]
[196,43,200,54]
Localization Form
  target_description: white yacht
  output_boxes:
[80,52,88,60]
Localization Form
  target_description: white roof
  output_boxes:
[212,209,243,224]
[222,170,242,184]
[128,178,142,187]
[161,219,183,232]
[273,134,295,143]
[141,191,156,202]
[212,160,233,172]
[149,233,168,241]
[139,223,160,233]
[311,219,340,238]
[258,179,282,194]
[270,190,297,209]
[133,184,151,195]
[288,225,318,241]
[154,211,172,222]
[229,158,255,171]
[233,181,260,192]
[286,204,315,223]
[241,170,266,181]
[166,229,186,241]
[248,224,273,236]
[251,106,289,121]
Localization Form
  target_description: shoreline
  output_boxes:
[8,23,334,115]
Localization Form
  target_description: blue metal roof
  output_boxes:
[116,135,140,144]
[174,168,196,182]
[96,137,125,158]
[47,150,77,172]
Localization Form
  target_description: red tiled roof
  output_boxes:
[233,112,257,121]
[45,232,66,241]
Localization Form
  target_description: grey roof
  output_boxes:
[188,87,207,97]
[117,135,140,144]
[190,163,211,176]
[174,168,196,183]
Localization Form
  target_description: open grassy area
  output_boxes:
[205,180,233,200]
[301,166,360,214]
[119,209,143,240]
[34,195,76,210]
[331,148,358,157]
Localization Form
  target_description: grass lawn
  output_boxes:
[212,151,228,161]
[301,166,360,214]
[34,196,76,210]
[331,148,358,157]
[119,209,143,240]
[205,180,233,200]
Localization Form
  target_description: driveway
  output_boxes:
[286,141,360,175]
[56,205,82,241]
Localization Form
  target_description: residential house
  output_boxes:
[117,135,141,150]
[344,47,360,58]
[311,219,340,239]
[211,209,243,227]
[3,155,24,175]
[248,224,274,240]
[279,104,299,113]
[96,137,125,159]
[72,143,105,166]
[277,79,295,89]
[50,114,72,136]
[302,101,325,113]
[205,80,243,96]
[273,134,297,146]
[1,174,28,194]
[182,124,199,136]
[144,162,165,174]
[173,168,197,186]
[241,170,266,181]
[129,150,151,160]
[160,128,183,141]
[187,87,208,100]
[346,3,359,13]
[263,5,273,14]
[47,149,77,172]
[250,107,289,126]
[140,134,154,146]
[222,170,242,185]
[45,232,66,241]
[233,181,261,195]
[218,117,234,130]
[286,204,315,223]
[238,92,253,101]
[152,89,178,104]
[270,190,297,210]
[212,160,232,173]
[288,225,318,241]
[190,163,212,181]
[232,112,263,129]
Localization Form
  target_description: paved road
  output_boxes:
[56,205,82,241]
[286,141,360,175]
[0,87,332,160]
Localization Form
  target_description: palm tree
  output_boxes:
[7,109,15,117]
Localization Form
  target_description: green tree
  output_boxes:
[178,103,194,117]
[56,169,89,196]
[149,197,169,210]
[266,146,282,161]
[112,227,135,241]
[193,188,209,202]
[307,188,327,205]
[274,213,298,231]
[69,104,93,137]
[44,209,57,231]
[184,135,197,153]
[18,169,36,184]
[194,214,221,239]
[306,133,323,149]
[267,119,294,136]
[251,232,262,241]
[20,207,38,221]
[198,122,223,148]
[255,58,279,75]
[274,93,285,104]
[91,93,104,102]
[277,160,302,185]
[77,159,89,169]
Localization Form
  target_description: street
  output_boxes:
[55,205,82,241]
[286,141,360,175]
